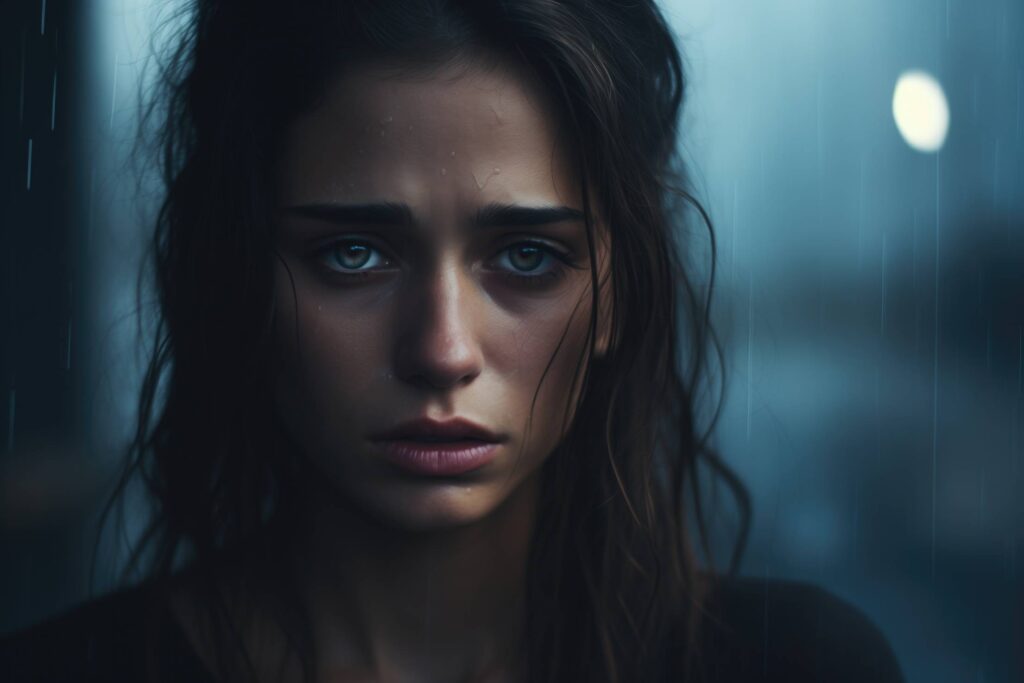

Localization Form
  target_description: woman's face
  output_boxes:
[272,58,608,529]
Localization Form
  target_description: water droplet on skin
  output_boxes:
[379,131,385,137]
[440,168,447,176]
[472,167,502,190]
[384,115,393,123]
[408,124,414,131]
[450,151,456,158]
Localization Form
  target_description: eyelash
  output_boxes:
[314,238,578,287]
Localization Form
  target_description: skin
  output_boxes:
[273,57,609,533]
[173,57,611,682]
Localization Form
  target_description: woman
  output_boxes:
[0,1,904,681]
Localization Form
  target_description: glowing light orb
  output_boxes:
[892,70,950,153]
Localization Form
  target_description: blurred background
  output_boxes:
[1,0,1021,681]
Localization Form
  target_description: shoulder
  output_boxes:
[0,580,205,683]
[695,574,905,683]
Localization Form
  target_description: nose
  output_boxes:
[393,262,484,391]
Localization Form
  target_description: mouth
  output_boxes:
[373,439,502,476]
[369,416,505,443]
[369,417,505,476]
[396,435,483,443]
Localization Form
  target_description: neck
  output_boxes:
[286,472,540,681]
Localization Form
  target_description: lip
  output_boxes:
[369,418,506,476]
[375,440,501,476]
[369,417,505,443]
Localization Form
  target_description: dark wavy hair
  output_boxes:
[100,1,751,681]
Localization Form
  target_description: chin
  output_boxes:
[352,480,506,531]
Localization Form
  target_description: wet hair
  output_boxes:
[101,1,750,681]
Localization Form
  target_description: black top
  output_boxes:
[0,576,904,682]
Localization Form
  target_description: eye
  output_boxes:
[312,237,578,285]
[491,240,575,284]
[316,239,393,274]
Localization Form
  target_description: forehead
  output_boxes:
[278,59,579,211]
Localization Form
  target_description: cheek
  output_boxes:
[497,286,595,451]
[271,267,389,452]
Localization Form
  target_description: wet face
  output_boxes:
[272,58,609,529]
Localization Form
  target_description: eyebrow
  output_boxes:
[281,202,585,229]
[475,203,584,227]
